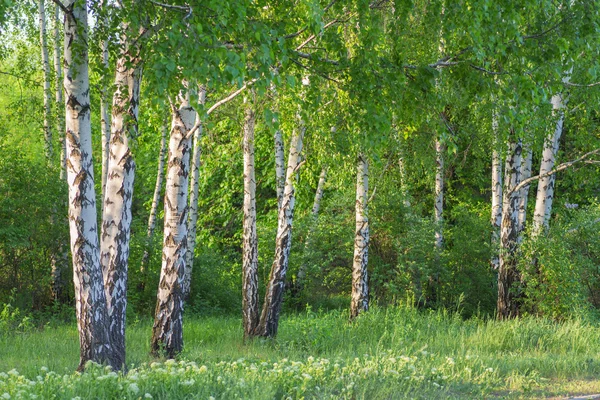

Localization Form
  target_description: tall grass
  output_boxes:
[1,305,600,398]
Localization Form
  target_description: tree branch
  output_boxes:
[50,0,70,15]
[508,148,600,196]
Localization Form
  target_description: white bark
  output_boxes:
[256,121,305,337]
[350,154,369,319]
[151,95,196,357]
[39,0,53,162]
[183,86,206,299]
[398,156,411,207]
[53,4,65,180]
[100,35,111,202]
[497,138,522,320]
[140,123,168,273]
[99,28,143,368]
[532,75,570,235]
[491,112,502,270]
[242,104,259,338]
[434,139,444,250]
[63,0,113,370]
[274,128,285,208]
[517,143,533,235]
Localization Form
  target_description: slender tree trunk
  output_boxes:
[53,4,65,179]
[497,137,522,320]
[350,154,369,319]
[140,123,168,274]
[151,96,196,357]
[434,139,444,249]
[39,0,53,162]
[255,122,305,337]
[242,104,259,338]
[182,87,206,300]
[398,155,411,207]
[295,167,327,287]
[100,4,111,202]
[99,32,143,369]
[491,113,503,270]
[517,143,533,236]
[63,0,113,370]
[274,128,285,209]
[532,83,569,235]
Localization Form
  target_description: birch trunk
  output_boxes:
[296,167,327,286]
[140,123,168,274]
[100,36,111,202]
[255,122,305,337]
[182,87,206,300]
[350,154,369,319]
[490,113,502,270]
[242,105,259,338]
[274,129,285,208]
[39,0,53,162]
[517,143,533,235]
[53,4,65,179]
[63,0,113,370]
[532,80,569,235]
[497,137,522,320]
[151,97,196,357]
[398,156,411,207]
[434,139,444,249]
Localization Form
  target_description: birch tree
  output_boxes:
[53,4,65,178]
[517,143,533,235]
[274,128,285,208]
[255,117,305,338]
[62,0,114,370]
[99,22,143,368]
[183,86,206,300]
[497,136,522,320]
[295,167,327,288]
[38,0,52,162]
[350,154,369,319]
[242,102,259,338]
[490,113,503,271]
[151,94,196,357]
[140,123,168,275]
[532,76,570,235]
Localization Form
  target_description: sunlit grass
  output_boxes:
[1,306,600,398]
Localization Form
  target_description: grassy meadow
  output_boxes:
[1,306,600,399]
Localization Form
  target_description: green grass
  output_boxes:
[1,306,600,398]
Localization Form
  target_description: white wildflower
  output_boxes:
[7,369,18,376]
[486,367,494,373]
[40,366,49,372]
[446,357,455,365]
[302,373,312,380]
[182,379,195,386]
[144,394,153,399]
[1,394,10,400]
[128,383,140,394]
[307,356,314,363]
[199,365,208,373]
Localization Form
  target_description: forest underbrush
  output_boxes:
[1,305,600,399]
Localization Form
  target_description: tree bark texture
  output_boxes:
[274,128,285,209]
[39,0,53,162]
[183,87,206,300]
[99,33,143,369]
[53,4,65,179]
[517,143,533,236]
[497,137,522,320]
[151,97,196,357]
[242,105,259,338]
[434,139,444,250]
[490,113,503,271]
[532,83,569,235]
[350,154,369,319]
[140,123,168,274]
[100,36,111,202]
[63,0,113,370]
[255,122,305,337]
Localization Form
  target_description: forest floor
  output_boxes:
[1,306,600,399]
